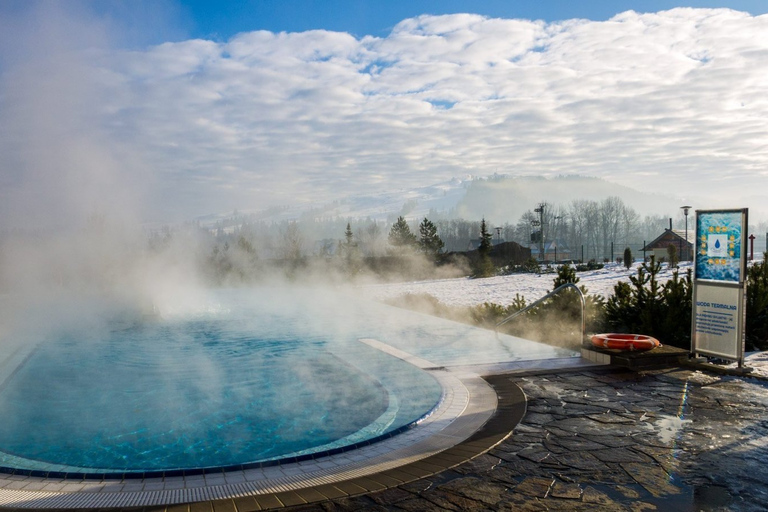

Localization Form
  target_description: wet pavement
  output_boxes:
[285,367,768,512]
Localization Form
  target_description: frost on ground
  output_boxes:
[360,261,692,308]
[655,414,693,445]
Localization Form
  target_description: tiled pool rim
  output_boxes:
[0,340,597,510]
[0,423,433,481]
[0,403,439,481]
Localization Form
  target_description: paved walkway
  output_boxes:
[281,366,768,512]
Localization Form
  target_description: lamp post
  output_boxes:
[681,205,692,261]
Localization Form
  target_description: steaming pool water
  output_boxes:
[0,287,577,477]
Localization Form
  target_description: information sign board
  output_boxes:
[693,285,743,360]
[694,210,745,283]
[691,209,747,364]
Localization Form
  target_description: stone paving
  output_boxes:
[284,367,768,512]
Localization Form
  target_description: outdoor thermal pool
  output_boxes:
[0,287,577,479]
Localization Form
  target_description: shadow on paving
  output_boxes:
[282,367,768,512]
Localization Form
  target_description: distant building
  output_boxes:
[642,229,694,261]
[466,238,504,251]
[452,241,531,267]
[530,239,571,262]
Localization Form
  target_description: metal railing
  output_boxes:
[495,283,586,340]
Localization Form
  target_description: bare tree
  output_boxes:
[600,197,623,259]
[279,221,304,262]
[360,220,385,256]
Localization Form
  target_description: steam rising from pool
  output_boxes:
[0,288,444,474]
[0,276,578,476]
[0,1,588,478]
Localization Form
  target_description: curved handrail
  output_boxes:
[495,283,586,340]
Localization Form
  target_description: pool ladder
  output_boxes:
[494,283,586,341]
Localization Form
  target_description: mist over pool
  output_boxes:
[0,288,447,474]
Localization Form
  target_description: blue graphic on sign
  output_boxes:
[695,211,743,283]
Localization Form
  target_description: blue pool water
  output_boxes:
[0,289,443,475]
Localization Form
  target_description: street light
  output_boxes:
[681,205,692,261]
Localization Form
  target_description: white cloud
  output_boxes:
[2,7,768,225]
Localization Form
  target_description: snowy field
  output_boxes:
[360,261,693,307]
[360,260,768,378]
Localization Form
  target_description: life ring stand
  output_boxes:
[591,333,661,351]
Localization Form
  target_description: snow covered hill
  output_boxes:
[192,174,685,228]
[193,176,475,228]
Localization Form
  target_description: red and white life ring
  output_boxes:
[591,333,661,351]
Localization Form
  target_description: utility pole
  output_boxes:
[534,203,545,261]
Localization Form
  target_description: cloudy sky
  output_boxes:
[1,1,767,227]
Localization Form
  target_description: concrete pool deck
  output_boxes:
[4,352,768,511]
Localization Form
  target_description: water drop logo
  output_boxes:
[707,234,728,258]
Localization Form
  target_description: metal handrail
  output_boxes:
[494,283,586,340]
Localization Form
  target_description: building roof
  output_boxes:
[642,228,695,251]
[530,239,570,255]
[671,229,696,244]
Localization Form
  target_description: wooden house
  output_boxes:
[642,228,694,262]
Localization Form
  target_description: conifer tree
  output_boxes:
[552,263,580,289]
[666,244,679,268]
[660,268,692,348]
[419,218,444,260]
[340,222,361,277]
[623,247,633,269]
[548,264,604,334]
[342,223,357,256]
[746,253,768,350]
[344,223,354,247]
[474,218,495,277]
[479,218,493,255]
[388,216,417,250]
[605,256,692,348]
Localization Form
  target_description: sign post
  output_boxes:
[691,209,748,367]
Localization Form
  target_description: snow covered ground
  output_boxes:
[360,259,768,378]
[360,261,693,307]
[727,352,768,379]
